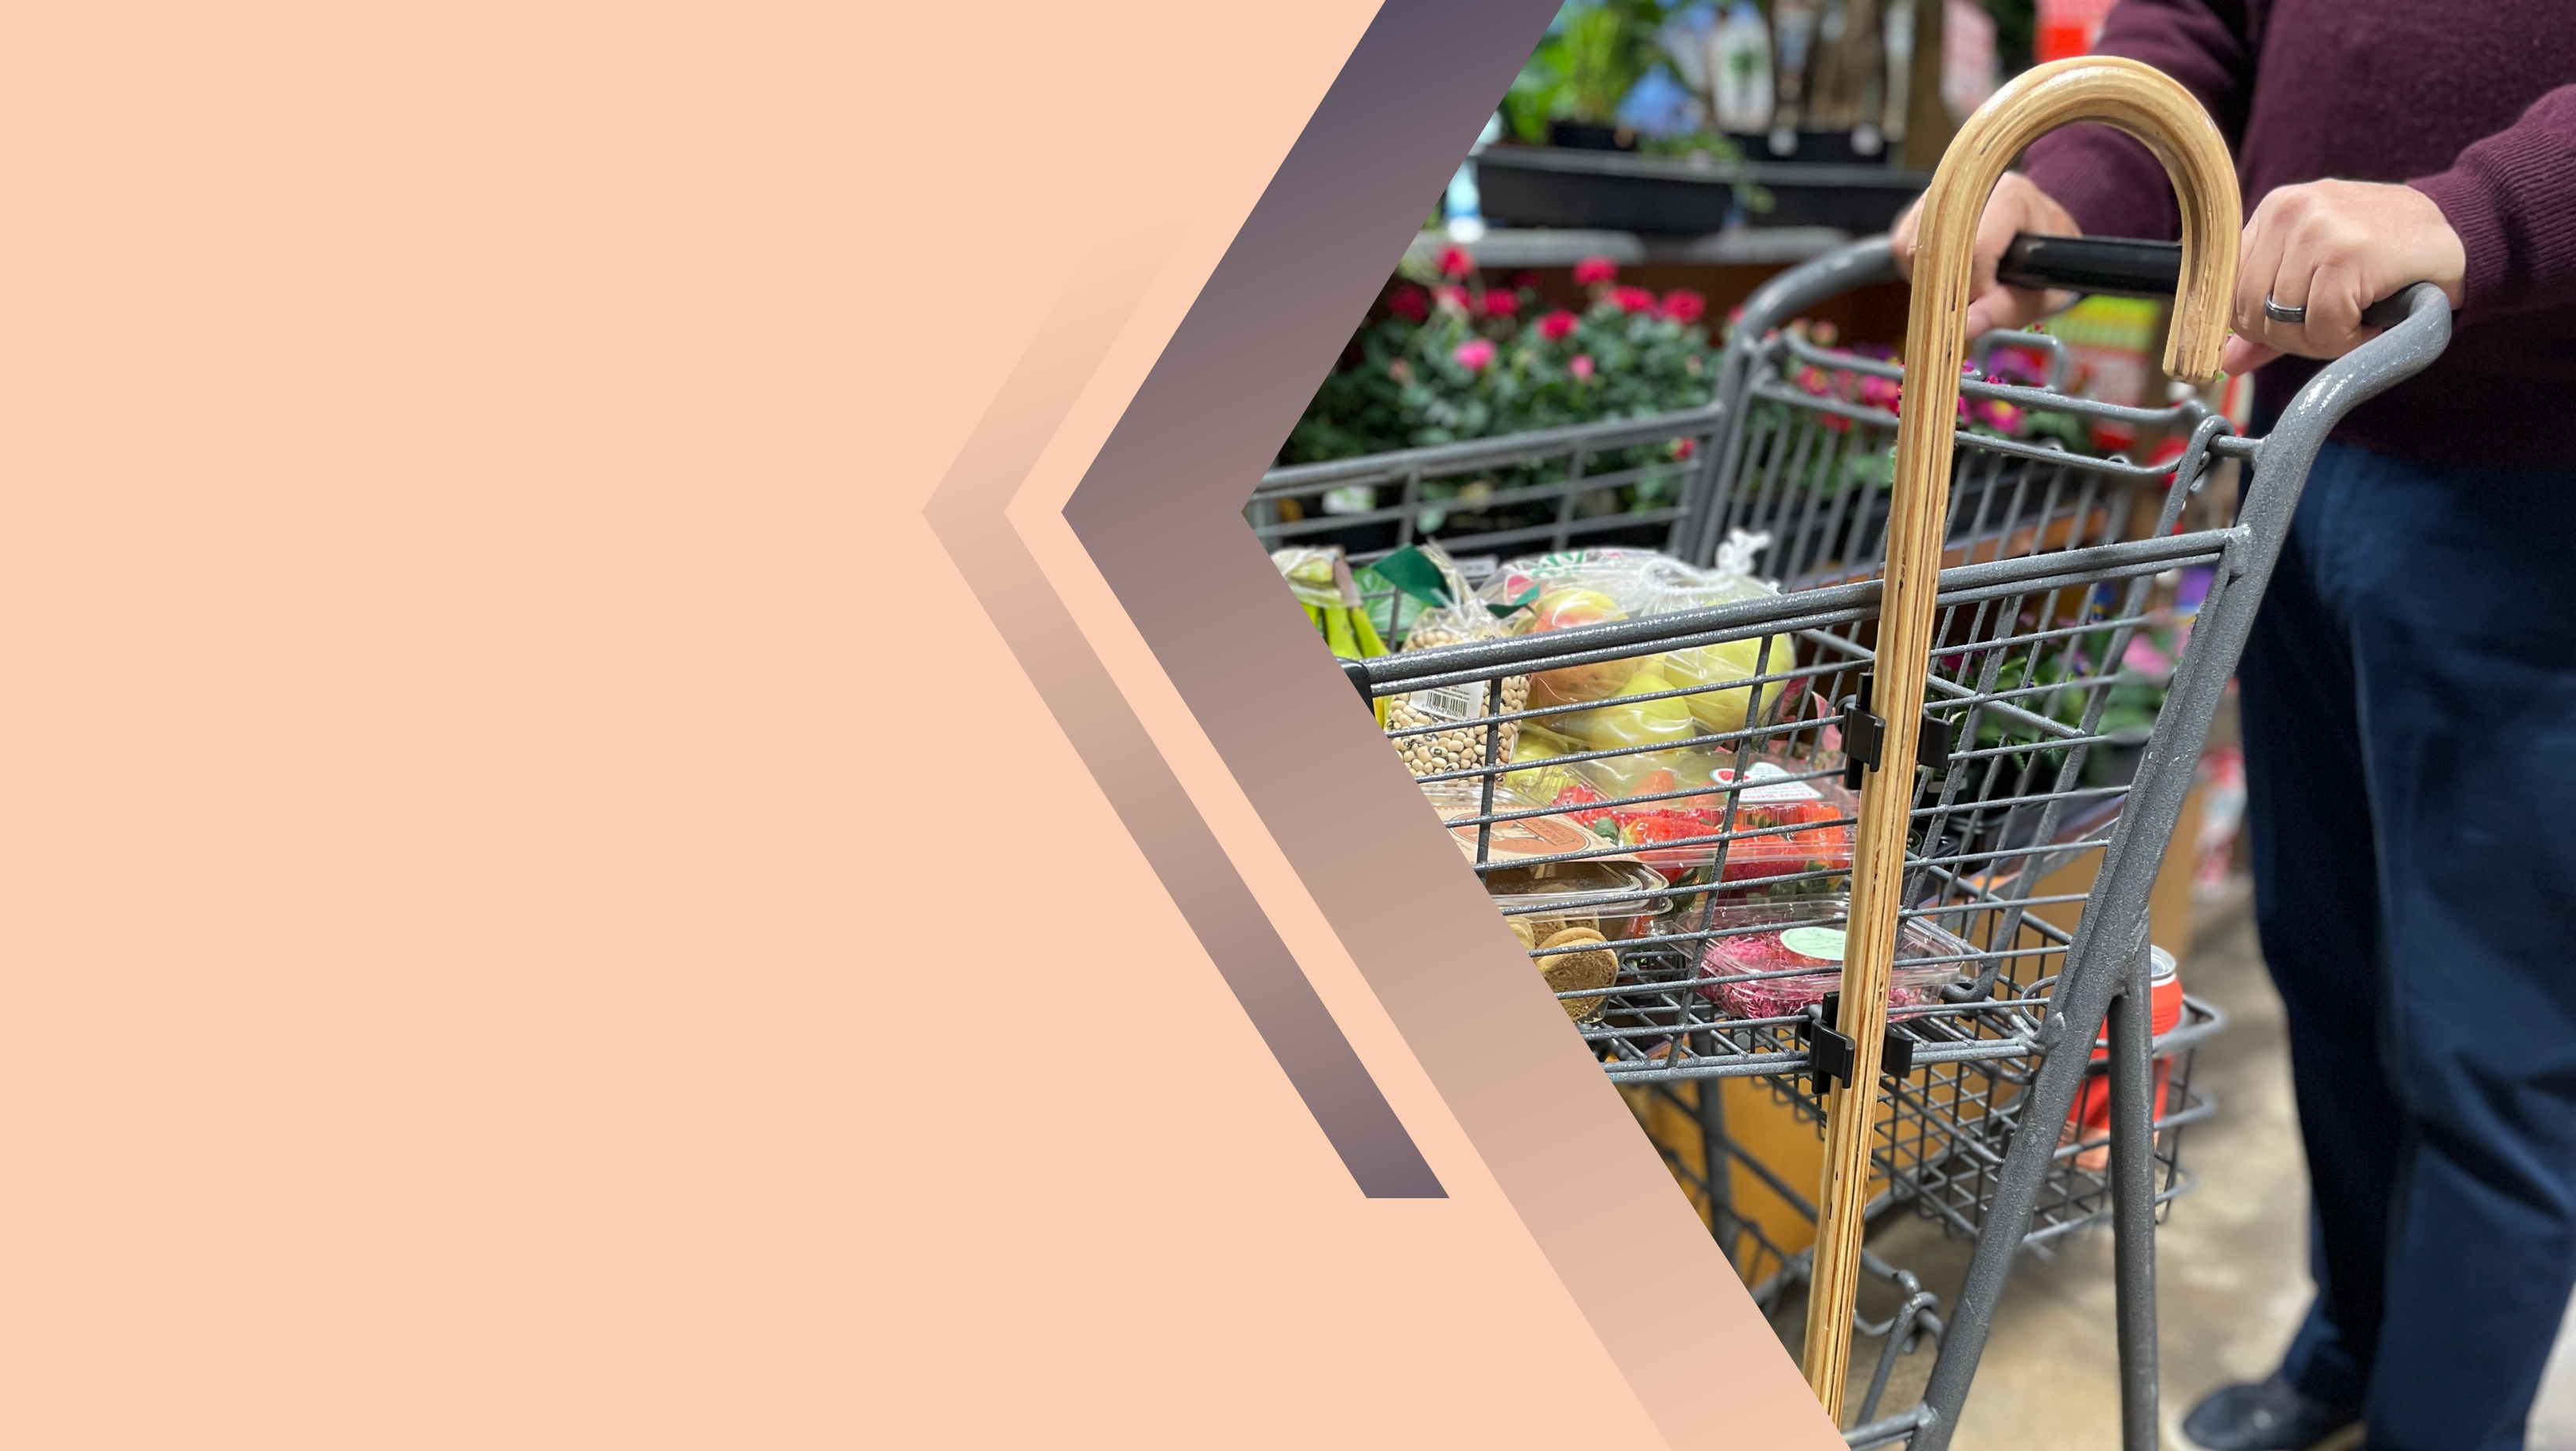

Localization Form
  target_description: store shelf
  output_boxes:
[1409,225,1856,271]
[1473,143,1930,236]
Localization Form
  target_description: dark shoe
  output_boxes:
[2176,1373,2362,1450]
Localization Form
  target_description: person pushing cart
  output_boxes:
[1895,5,2576,1449]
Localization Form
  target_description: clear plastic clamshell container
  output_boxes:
[1565,755,1860,912]
[1694,895,1973,1020]
[1418,778,1671,943]
[1422,778,1670,1022]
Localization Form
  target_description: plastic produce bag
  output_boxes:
[1647,531,1804,740]
[1476,539,1801,791]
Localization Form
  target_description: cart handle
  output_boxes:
[1802,55,2241,1421]
[1997,232,2419,331]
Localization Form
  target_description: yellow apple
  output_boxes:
[1499,730,1572,800]
[1659,630,1800,736]
[1559,670,1701,790]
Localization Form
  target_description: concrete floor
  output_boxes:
[1765,885,2576,1448]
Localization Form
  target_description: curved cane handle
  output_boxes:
[1910,57,2240,384]
[1801,57,2241,1418]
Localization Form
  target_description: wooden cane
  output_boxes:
[1798,56,2239,1417]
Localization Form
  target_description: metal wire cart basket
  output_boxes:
[1254,233,2451,1446]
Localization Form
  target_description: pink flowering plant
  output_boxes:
[1283,249,1726,531]
[1779,331,2097,450]
[1286,249,1722,464]
[1734,323,2120,502]
[1283,248,2128,539]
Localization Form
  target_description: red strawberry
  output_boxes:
[1618,811,1701,850]
[1637,766,1731,823]
[1550,780,1615,833]
[1717,846,1801,883]
[1618,812,1723,877]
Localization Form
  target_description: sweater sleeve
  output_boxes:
[2015,0,2258,242]
[2410,87,2576,327]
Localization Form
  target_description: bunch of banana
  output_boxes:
[1273,546,1391,726]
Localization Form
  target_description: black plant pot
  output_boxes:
[1475,144,1928,236]
[1547,120,1637,152]
[1726,130,1885,166]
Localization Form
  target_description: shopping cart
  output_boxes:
[1262,238,2230,1257]
[1321,221,2450,1446]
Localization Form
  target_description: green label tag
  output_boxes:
[1363,546,1457,608]
[1779,926,1847,962]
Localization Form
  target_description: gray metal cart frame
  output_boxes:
[1294,237,2450,1447]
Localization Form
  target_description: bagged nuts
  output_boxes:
[1387,632,1529,779]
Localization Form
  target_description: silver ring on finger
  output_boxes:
[2262,294,2307,326]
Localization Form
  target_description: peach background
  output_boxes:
[2,2,1832,1445]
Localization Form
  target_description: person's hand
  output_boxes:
[2223,180,2468,375]
[1891,171,2082,338]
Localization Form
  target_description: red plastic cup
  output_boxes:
[2068,947,2183,1146]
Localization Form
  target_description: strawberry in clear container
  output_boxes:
[1615,756,1857,915]
[1548,777,1619,839]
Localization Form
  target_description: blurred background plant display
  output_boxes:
[1285,248,1722,534]
[1274,0,2174,557]
[1282,250,2127,539]
[1440,0,2053,239]
[1494,0,2042,157]
[1503,1,1661,146]
[1501,1,1776,212]
[1288,248,1720,461]
[1738,327,2110,486]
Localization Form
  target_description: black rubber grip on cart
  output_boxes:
[1996,233,2415,330]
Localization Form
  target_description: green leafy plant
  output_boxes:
[1502,0,1675,140]
[1559,3,1651,122]
[1634,130,1775,214]
[1948,620,2176,795]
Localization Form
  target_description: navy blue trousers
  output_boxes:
[2239,437,2576,1450]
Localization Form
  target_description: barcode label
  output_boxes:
[1736,760,1822,803]
[1409,684,1484,722]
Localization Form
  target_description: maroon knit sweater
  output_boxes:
[2018,0,2576,466]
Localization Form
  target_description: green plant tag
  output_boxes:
[1366,546,1459,608]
